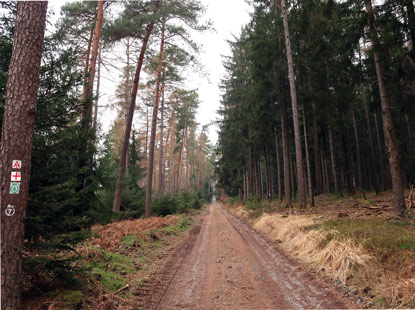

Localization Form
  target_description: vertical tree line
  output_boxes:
[217,0,414,216]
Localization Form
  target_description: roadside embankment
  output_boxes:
[225,193,415,309]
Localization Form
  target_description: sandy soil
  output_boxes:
[154,204,348,310]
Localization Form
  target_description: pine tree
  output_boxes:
[0,2,48,308]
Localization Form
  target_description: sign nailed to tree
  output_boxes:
[11,171,21,182]
[9,182,20,194]
[12,160,22,169]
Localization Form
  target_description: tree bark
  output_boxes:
[365,0,406,216]
[281,92,292,207]
[163,107,175,181]
[93,46,101,131]
[302,107,314,206]
[327,115,339,194]
[311,103,323,194]
[158,83,165,195]
[352,113,365,197]
[112,1,161,212]
[281,0,306,207]
[145,19,165,218]
[177,126,187,189]
[362,87,380,193]
[82,0,104,128]
[274,128,283,201]
[82,28,94,104]
[373,111,388,190]
[0,3,47,309]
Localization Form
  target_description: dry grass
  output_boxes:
[226,191,415,308]
[253,213,371,284]
[89,215,178,250]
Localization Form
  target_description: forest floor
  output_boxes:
[22,211,202,310]
[22,191,415,309]
[225,190,415,309]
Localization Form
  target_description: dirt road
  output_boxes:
[152,204,348,309]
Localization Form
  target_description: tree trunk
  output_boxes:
[112,2,160,212]
[82,28,94,104]
[312,103,323,194]
[177,126,187,189]
[365,0,406,216]
[302,107,314,206]
[274,128,283,201]
[343,129,355,195]
[373,111,388,190]
[158,83,165,195]
[0,3,47,309]
[280,80,292,207]
[281,0,306,207]
[145,20,165,218]
[163,107,175,181]
[362,86,380,193]
[93,47,101,130]
[327,115,339,194]
[352,113,365,197]
[82,0,104,128]
[259,158,264,199]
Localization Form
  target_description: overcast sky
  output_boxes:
[47,0,252,145]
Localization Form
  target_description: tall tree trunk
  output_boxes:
[158,83,165,195]
[302,107,314,206]
[365,0,406,216]
[163,108,175,181]
[112,2,160,212]
[312,103,323,194]
[82,28,94,104]
[362,86,380,193]
[373,111,388,190]
[259,158,264,199]
[280,79,292,206]
[145,20,165,218]
[177,126,187,189]
[327,115,339,194]
[0,3,47,308]
[93,47,101,130]
[274,128,283,201]
[281,0,306,207]
[82,0,104,127]
[352,113,365,198]
[342,128,355,195]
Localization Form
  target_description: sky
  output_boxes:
[47,0,252,145]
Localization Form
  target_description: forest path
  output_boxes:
[155,204,348,309]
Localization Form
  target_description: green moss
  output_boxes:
[160,217,194,236]
[61,290,84,304]
[121,233,145,248]
[85,247,136,291]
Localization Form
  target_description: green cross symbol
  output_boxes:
[9,182,20,194]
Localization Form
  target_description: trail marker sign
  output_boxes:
[11,171,21,182]
[9,182,20,194]
[5,205,15,216]
[12,160,22,169]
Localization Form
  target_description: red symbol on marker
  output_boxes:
[12,160,21,169]
[11,172,21,182]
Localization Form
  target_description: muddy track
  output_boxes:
[135,222,202,309]
[137,204,350,309]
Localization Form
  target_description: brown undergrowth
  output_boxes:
[22,214,196,310]
[225,191,415,309]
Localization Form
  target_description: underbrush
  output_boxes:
[22,215,195,309]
